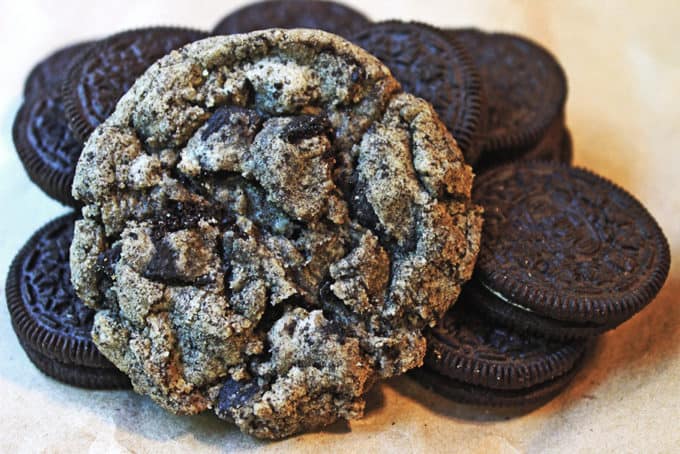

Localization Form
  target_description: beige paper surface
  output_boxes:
[0,1,678,452]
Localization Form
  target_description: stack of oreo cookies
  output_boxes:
[417,161,669,408]
[9,27,207,388]
[7,0,670,416]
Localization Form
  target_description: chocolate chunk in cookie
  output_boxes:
[352,22,485,165]
[472,162,670,339]
[70,29,482,439]
[450,29,567,165]
[5,213,130,389]
[62,27,208,142]
[213,0,370,38]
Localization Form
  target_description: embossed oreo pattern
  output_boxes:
[6,213,113,367]
[12,93,83,206]
[62,27,207,141]
[352,22,484,164]
[213,0,370,37]
[17,94,81,173]
[24,41,93,98]
[425,299,586,390]
[452,29,566,155]
[473,162,670,323]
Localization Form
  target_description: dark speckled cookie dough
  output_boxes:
[70,30,482,439]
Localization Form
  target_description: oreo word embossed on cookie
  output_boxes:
[69,29,483,439]
[472,162,670,339]
[6,213,130,389]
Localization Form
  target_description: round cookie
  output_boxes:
[5,213,130,389]
[478,116,572,171]
[412,357,585,408]
[558,129,573,164]
[15,40,93,206]
[69,29,483,439]
[424,294,587,390]
[351,22,485,165]
[451,29,567,163]
[18,338,131,389]
[467,280,622,340]
[13,92,84,206]
[472,162,670,338]
[62,27,208,142]
[24,41,94,99]
[213,0,370,38]
[520,121,572,165]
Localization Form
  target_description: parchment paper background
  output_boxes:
[1,1,678,452]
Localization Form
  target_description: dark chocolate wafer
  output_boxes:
[520,121,572,165]
[451,29,567,164]
[213,0,370,38]
[413,358,584,408]
[482,114,572,168]
[62,27,207,142]
[352,22,485,165]
[472,161,670,338]
[18,337,130,389]
[5,212,130,389]
[424,298,587,390]
[15,40,94,206]
[24,41,94,99]
[468,280,623,340]
[12,93,83,206]
[412,297,588,407]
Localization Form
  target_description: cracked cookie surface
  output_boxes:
[70,29,482,439]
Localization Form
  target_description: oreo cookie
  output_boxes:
[5,213,130,389]
[15,41,93,206]
[451,29,567,166]
[213,0,370,38]
[62,27,207,142]
[13,93,84,206]
[414,298,589,407]
[24,41,94,99]
[520,120,572,165]
[472,162,670,339]
[482,115,572,169]
[413,359,584,408]
[351,22,485,165]
[464,280,620,340]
